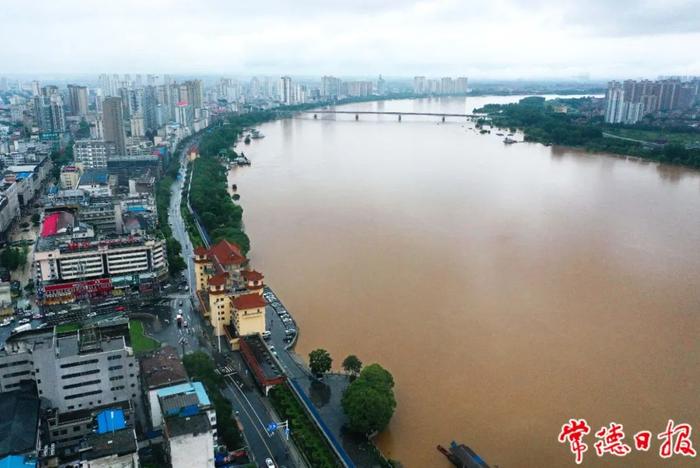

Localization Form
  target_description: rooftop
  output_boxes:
[78,169,109,186]
[155,381,211,407]
[165,413,211,439]
[0,455,37,468]
[95,409,127,434]
[160,393,200,416]
[232,293,266,310]
[207,272,228,287]
[140,346,188,390]
[56,332,126,359]
[40,211,75,238]
[208,239,245,270]
[241,270,264,282]
[82,428,137,460]
[0,386,40,458]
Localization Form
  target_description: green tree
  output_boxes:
[0,247,26,271]
[309,348,332,377]
[342,355,362,378]
[31,213,40,224]
[76,119,91,138]
[342,364,396,435]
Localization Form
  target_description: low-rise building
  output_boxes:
[0,383,41,464]
[77,428,139,467]
[149,381,216,438]
[44,400,134,458]
[0,282,12,317]
[164,413,215,468]
[0,181,20,241]
[59,165,83,190]
[77,169,112,197]
[5,157,52,206]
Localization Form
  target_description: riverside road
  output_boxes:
[161,137,305,468]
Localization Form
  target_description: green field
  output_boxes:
[129,320,160,353]
[55,322,81,334]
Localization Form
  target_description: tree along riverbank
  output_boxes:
[476,96,700,169]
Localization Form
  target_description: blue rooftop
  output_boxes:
[126,206,146,212]
[78,169,109,186]
[0,456,36,468]
[96,409,126,434]
[155,381,211,406]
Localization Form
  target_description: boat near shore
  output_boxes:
[234,155,251,166]
[437,441,490,467]
[503,137,517,144]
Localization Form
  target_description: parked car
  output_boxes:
[262,331,272,340]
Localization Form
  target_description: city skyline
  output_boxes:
[2,0,699,79]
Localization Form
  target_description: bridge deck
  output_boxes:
[292,110,479,118]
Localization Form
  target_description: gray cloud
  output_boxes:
[0,0,698,78]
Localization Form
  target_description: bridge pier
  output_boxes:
[355,114,359,121]
[442,116,445,122]
[398,115,402,122]
[313,114,317,119]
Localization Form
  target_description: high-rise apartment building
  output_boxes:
[33,94,66,133]
[604,81,626,123]
[102,97,126,155]
[321,76,341,99]
[413,76,427,94]
[455,77,469,93]
[604,78,698,123]
[67,84,89,116]
[184,80,203,109]
[279,76,293,105]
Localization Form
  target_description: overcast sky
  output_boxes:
[2,0,699,79]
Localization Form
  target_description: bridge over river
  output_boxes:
[278,109,482,122]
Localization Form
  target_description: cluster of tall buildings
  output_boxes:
[604,78,699,124]
[413,76,469,95]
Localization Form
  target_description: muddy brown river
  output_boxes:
[231,96,700,467]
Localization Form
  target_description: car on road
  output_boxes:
[261,330,271,340]
[178,300,183,306]
[86,312,97,318]
[265,459,276,468]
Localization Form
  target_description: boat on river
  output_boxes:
[503,137,517,144]
[437,441,490,467]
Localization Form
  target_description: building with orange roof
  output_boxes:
[193,240,267,348]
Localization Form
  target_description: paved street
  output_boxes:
[164,139,305,467]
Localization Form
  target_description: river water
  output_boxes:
[231,96,700,467]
